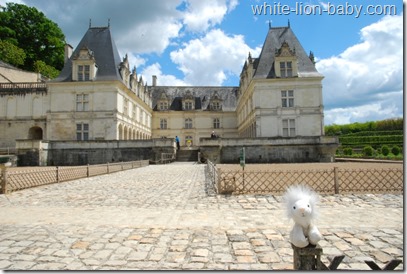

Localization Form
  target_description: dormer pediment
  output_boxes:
[73,47,95,60]
[160,92,168,100]
[275,41,296,57]
[183,90,194,100]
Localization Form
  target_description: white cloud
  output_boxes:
[324,91,403,125]
[316,14,403,125]
[170,29,261,85]
[117,19,183,54]
[141,63,188,86]
[183,0,238,32]
[21,0,184,54]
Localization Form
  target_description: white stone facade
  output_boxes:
[0,25,325,150]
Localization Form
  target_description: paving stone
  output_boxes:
[191,248,209,257]
[127,251,149,261]
[0,260,12,269]
[258,252,281,263]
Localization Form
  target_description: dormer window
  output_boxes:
[275,41,298,78]
[210,101,221,110]
[209,91,222,111]
[78,65,90,81]
[280,61,292,78]
[72,47,97,81]
[184,101,193,110]
[159,101,168,111]
[157,92,170,111]
[182,91,195,111]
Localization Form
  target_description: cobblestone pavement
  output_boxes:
[0,163,403,270]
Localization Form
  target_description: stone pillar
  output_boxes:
[292,244,323,270]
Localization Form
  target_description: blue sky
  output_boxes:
[1,0,403,125]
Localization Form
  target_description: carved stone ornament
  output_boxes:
[276,41,295,57]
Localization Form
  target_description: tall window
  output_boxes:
[140,111,144,125]
[124,99,129,116]
[280,61,292,78]
[76,123,89,140]
[132,103,136,119]
[160,119,167,129]
[213,118,220,129]
[185,118,193,129]
[76,94,89,111]
[282,119,295,137]
[281,90,294,107]
[78,65,90,81]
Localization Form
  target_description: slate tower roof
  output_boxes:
[54,26,123,82]
[252,26,322,79]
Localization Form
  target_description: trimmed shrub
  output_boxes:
[343,147,353,156]
[391,146,401,156]
[363,146,374,157]
[381,145,390,156]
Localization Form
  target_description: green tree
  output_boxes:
[0,39,26,66]
[33,60,60,79]
[0,3,65,73]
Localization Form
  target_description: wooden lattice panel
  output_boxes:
[338,168,403,194]
[8,168,57,191]
[213,163,403,195]
[218,169,335,195]
[89,165,108,176]
[58,167,88,182]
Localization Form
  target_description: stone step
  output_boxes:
[176,149,199,162]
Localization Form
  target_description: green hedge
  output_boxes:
[339,135,403,146]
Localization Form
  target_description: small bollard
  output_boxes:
[292,243,323,270]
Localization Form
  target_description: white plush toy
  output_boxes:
[283,184,323,248]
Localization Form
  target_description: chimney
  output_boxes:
[64,44,73,63]
[152,75,157,87]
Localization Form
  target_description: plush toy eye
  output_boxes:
[307,205,310,207]
[293,206,296,210]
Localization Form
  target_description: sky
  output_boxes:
[0,0,403,125]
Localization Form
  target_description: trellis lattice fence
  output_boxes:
[206,161,403,195]
[0,160,149,194]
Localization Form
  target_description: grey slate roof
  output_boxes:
[54,27,123,82]
[151,86,238,111]
[253,27,322,79]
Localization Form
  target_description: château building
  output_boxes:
[0,23,337,164]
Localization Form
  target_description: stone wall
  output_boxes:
[16,139,176,166]
[199,136,338,164]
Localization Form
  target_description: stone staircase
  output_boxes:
[176,148,199,162]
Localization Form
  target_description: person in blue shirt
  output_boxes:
[175,136,180,150]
